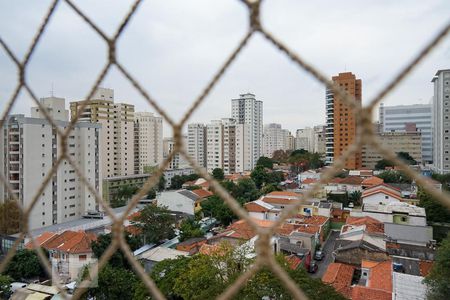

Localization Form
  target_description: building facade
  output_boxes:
[2,97,101,230]
[187,123,207,168]
[379,103,432,164]
[163,136,189,170]
[431,69,450,174]
[70,87,135,178]
[231,93,263,169]
[295,127,315,152]
[362,132,422,169]
[314,125,326,154]
[325,72,362,169]
[206,120,224,173]
[263,123,286,158]
[134,112,163,173]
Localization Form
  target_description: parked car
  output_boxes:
[314,250,325,261]
[308,261,318,273]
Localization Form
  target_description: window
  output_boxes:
[79,255,87,261]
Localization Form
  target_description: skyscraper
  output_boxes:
[134,112,163,173]
[163,136,189,170]
[231,93,263,169]
[206,120,224,173]
[262,123,286,157]
[326,72,362,169]
[379,103,432,164]
[1,97,101,229]
[432,69,450,174]
[187,123,207,168]
[70,87,135,178]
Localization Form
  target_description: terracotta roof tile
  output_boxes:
[266,191,301,197]
[362,176,384,187]
[322,263,355,298]
[262,197,299,205]
[191,189,213,199]
[362,188,403,201]
[343,216,384,234]
[285,254,302,270]
[364,260,392,291]
[41,230,96,254]
[244,202,270,212]
[351,286,391,300]
[419,260,433,277]
[338,176,364,185]
[301,178,318,184]
[25,232,57,249]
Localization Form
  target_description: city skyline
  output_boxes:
[1,1,449,137]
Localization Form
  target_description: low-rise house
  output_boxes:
[207,219,275,246]
[352,260,392,300]
[297,170,321,183]
[163,167,195,188]
[325,176,364,194]
[156,189,212,215]
[361,202,427,226]
[361,176,384,189]
[181,177,210,190]
[136,246,189,272]
[362,184,403,206]
[322,263,355,298]
[384,223,433,247]
[27,230,97,282]
[392,272,427,300]
[334,217,388,265]
[176,237,207,255]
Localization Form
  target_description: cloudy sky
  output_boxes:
[1,0,449,137]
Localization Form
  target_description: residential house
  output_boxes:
[361,202,427,226]
[322,263,355,298]
[361,176,384,189]
[27,231,97,282]
[348,170,373,177]
[362,183,403,206]
[325,176,364,194]
[176,237,207,255]
[392,272,427,300]
[207,219,275,246]
[181,177,210,190]
[136,246,189,272]
[156,189,212,215]
[352,260,392,300]
[297,170,321,182]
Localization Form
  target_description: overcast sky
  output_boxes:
[1,0,449,137]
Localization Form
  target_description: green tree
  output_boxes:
[212,168,225,181]
[272,149,291,163]
[170,174,200,190]
[0,275,12,299]
[158,174,166,191]
[424,233,450,299]
[0,200,22,235]
[374,159,394,170]
[91,233,142,270]
[397,151,417,165]
[250,165,267,189]
[111,184,139,208]
[179,218,204,242]
[418,188,450,223]
[261,183,282,194]
[201,195,237,226]
[256,156,274,169]
[349,190,362,206]
[84,264,138,300]
[147,188,156,200]
[132,205,175,244]
[377,170,411,184]
[5,249,46,280]
[235,178,260,202]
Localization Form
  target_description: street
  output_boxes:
[311,230,339,279]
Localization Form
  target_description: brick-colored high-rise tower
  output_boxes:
[325,72,362,169]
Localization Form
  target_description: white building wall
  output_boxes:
[157,191,195,215]
[135,112,163,173]
[187,123,206,168]
[295,127,315,152]
[362,193,401,206]
[263,123,286,158]
[235,124,252,172]
[206,120,223,173]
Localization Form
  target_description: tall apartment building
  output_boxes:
[432,69,450,174]
[295,127,315,152]
[187,123,207,168]
[262,123,286,157]
[206,120,224,173]
[314,125,326,153]
[70,88,134,178]
[325,72,362,169]
[362,132,422,169]
[1,97,101,230]
[379,103,432,164]
[134,112,163,173]
[285,130,295,151]
[231,93,263,169]
[163,136,189,170]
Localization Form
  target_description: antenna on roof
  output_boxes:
[50,82,54,97]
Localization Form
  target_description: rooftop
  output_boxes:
[27,230,97,254]
[322,263,355,298]
[363,202,426,216]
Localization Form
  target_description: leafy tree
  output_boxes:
[132,205,175,244]
[0,200,22,235]
[186,185,202,191]
[83,264,138,300]
[147,188,156,200]
[261,183,282,195]
[418,188,450,223]
[374,159,394,170]
[327,192,349,207]
[117,184,139,201]
[288,150,324,174]
[251,166,267,189]
[424,233,450,299]
[91,233,141,270]
[5,249,46,280]
[272,149,291,163]
[170,174,200,189]
[397,151,417,165]
[0,275,12,299]
[179,218,204,242]
[201,195,237,226]
[212,168,225,181]
[377,170,411,184]
[256,156,274,169]
[235,178,260,202]
[158,174,166,191]
[348,190,362,206]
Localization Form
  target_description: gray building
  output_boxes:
[379,103,432,164]
[432,69,450,174]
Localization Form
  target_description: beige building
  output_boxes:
[70,87,135,178]
[2,97,101,229]
[187,123,207,168]
[362,132,422,169]
[134,112,163,173]
[163,136,189,170]
[263,123,287,157]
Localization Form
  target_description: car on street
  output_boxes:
[314,250,325,261]
[307,261,318,273]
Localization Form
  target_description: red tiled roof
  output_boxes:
[244,202,270,212]
[192,189,213,199]
[329,177,344,184]
[419,260,433,277]
[364,260,392,291]
[262,196,302,205]
[352,286,391,300]
[266,191,301,198]
[322,263,355,298]
[302,178,318,184]
[364,183,401,193]
[362,188,403,201]
[339,176,364,185]
[41,231,97,254]
[296,224,321,235]
[285,254,302,270]
[343,216,384,234]
[362,176,384,187]
[216,219,274,240]
[25,232,57,249]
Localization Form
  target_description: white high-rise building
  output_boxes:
[262,123,286,158]
[314,125,326,153]
[206,120,224,173]
[187,123,207,168]
[296,127,315,152]
[432,69,450,174]
[134,112,163,173]
[70,88,135,178]
[1,97,101,230]
[163,136,189,170]
[379,103,432,164]
[231,93,263,170]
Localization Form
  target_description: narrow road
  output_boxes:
[311,230,339,279]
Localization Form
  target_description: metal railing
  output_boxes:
[1,1,450,299]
